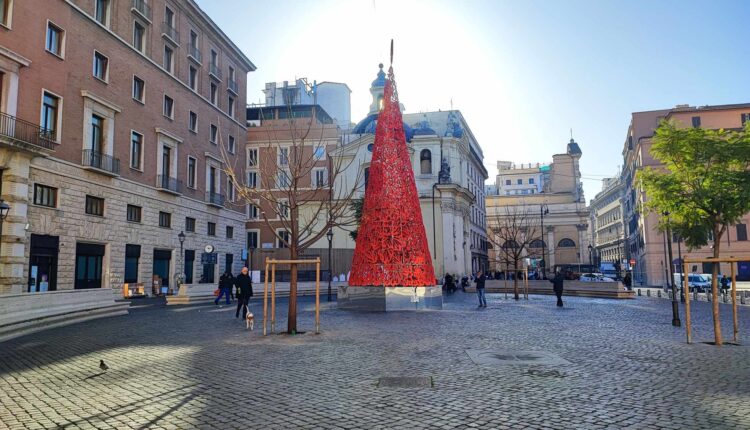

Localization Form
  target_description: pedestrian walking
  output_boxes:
[475,270,487,308]
[549,270,565,307]
[623,273,632,290]
[720,275,730,294]
[444,273,454,294]
[215,271,233,305]
[234,267,253,319]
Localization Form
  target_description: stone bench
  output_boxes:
[0,288,130,342]
[167,281,346,305]
[466,280,635,299]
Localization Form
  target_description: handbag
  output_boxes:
[213,288,220,296]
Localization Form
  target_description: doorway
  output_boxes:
[184,249,194,284]
[75,243,105,289]
[29,234,59,292]
[153,249,172,291]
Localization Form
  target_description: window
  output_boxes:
[159,211,171,228]
[529,178,535,184]
[248,203,259,219]
[228,66,235,82]
[130,132,143,170]
[279,147,289,166]
[737,224,748,241]
[247,148,258,166]
[46,22,64,57]
[163,95,174,119]
[187,157,197,188]
[33,184,57,207]
[189,111,197,132]
[189,66,197,91]
[210,49,218,67]
[247,231,259,249]
[228,96,235,117]
[0,0,11,27]
[41,91,60,139]
[505,180,511,185]
[126,204,142,222]
[90,115,104,152]
[210,124,218,144]
[132,76,144,103]
[313,168,326,188]
[276,229,289,248]
[227,178,235,202]
[185,217,196,232]
[164,6,174,26]
[85,195,104,216]
[226,226,234,239]
[691,116,701,128]
[742,113,750,126]
[124,244,140,283]
[364,167,370,189]
[278,199,289,218]
[313,146,325,161]
[557,238,576,248]
[189,30,198,49]
[210,82,217,105]
[207,222,216,236]
[93,51,108,82]
[420,149,432,174]
[95,0,109,26]
[247,171,258,188]
[277,170,290,189]
[516,179,522,185]
[228,135,235,153]
[133,21,145,52]
[163,45,173,73]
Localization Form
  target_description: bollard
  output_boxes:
[638,289,642,296]
[693,291,698,301]
[658,290,662,298]
[647,289,651,297]
[741,293,746,305]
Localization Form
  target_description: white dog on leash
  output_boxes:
[245,310,254,330]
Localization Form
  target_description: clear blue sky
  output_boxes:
[196,0,750,201]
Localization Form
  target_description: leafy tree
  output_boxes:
[638,120,750,345]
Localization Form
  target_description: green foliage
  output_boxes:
[349,198,364,241]
[638,120,750,249]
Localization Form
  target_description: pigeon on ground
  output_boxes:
[99,359,109,372]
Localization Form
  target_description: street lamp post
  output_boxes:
[588,244,593,267]
[0,199,11,258]
[663,211,681,327]
[540,204,549,279]
[326,228,333,302]
[177,231,185,287]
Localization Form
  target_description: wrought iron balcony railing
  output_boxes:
[0,112,56,151]
[228,78,238,94]
[82,149,120,175]
[209,63,222,80]
[131,0,152,21]
[205,191,225,207]
[188,44,202,63]
[161,22,179,43]
[157,175,182,194]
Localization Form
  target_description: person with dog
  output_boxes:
[234,267,253,319]
[215,271,233,305]
[549,269,565,307]
[475,270,487,308]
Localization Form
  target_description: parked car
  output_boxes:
[580,273,616,282]
[673,273,711,292]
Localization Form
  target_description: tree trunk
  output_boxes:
[288,244,298,334]
[513,260,519,300]
[711,227,722,346]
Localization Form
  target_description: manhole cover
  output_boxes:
[466,349,571,366]
[378,377,433,388]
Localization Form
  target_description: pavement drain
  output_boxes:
[377,377,433,388]
[466,349,571,366]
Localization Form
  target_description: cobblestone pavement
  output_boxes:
[1,292,749,429]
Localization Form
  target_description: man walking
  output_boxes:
[475,270,487,308]
[215,271,233,305]
[235,267,253,319]
[549,269,565,307]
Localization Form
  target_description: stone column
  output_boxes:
[546,227,555,271]
[0,150,33,294]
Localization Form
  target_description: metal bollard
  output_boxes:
[658,290,662,298]
[741,293,746,305]
[647,289,651,297]
[693,291,698,301]
[638,289,642,296]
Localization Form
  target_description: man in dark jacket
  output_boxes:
[549,270,564,307]
[215,271,233,305]
[235,267,253,319]
[475,271,487,308]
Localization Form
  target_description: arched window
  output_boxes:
[502,240,520,250]
[529,239,546,248]
[363,167,370,190]
[420,149,432,174]
[557,238,576,248]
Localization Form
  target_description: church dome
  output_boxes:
[372,63,386,87]
[351,112,414,142]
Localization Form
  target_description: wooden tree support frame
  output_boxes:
[682,257,741,345]
[501,268,530,300]
[263,257,321,336]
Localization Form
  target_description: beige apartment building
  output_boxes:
[589,177,625,270]
[621,104,750,286]
[486,139,591,274]
[0,0,254,297]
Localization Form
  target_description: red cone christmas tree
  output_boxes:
[348,62,436,287]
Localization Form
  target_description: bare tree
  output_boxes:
[487,205,542,300]
[219,106,363,333]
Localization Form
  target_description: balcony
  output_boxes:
[188,44,202,64]
[228,78,238,95]
[82,150,120,176]
[205,191,225,207]
[161,22,179,44]
[209,64,222,80]
[0,112,57,154]
[156,175,182,195]
[131,0,152,22]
